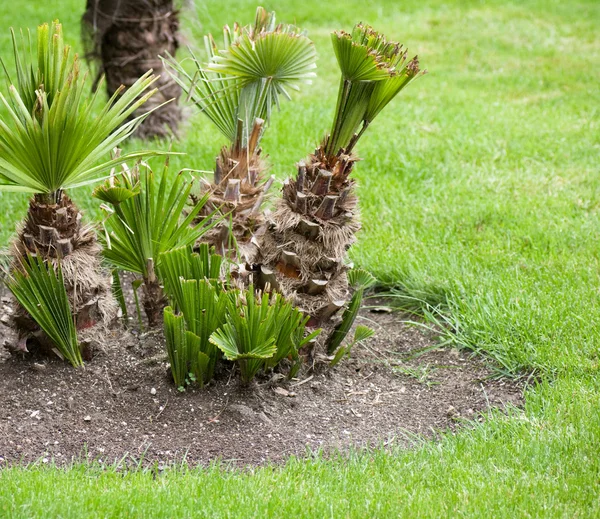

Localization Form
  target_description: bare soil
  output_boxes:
[0,294,523,467]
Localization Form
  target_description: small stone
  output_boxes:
[446,406,458,417]
[0,314,10,326]
[33,363,46,371]
[30,410,40,419]
[83,415,91,422]
[273,387,290,397]
[150,387,157,396]
[370,306,393,314]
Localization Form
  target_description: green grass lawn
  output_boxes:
[1,0,600,516]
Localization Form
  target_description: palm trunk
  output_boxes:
[194,119,274,261]
[142,259,166,327]
[82,0,182,139]
[256,141,361,344]
[11,192,117,352]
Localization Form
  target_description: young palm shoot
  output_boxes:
[165,7,317,258]
[0,21,160,349]
[209,287,320,385]
[94,157,221,326]
[257,24,424,349]
[161,244,229,387]
[5,255,81,367]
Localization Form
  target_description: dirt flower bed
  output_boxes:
[0,296,523,467]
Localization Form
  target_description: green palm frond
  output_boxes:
[209,288,278,384]
[164,306,214,389]
[354,325,375,343]
[348,268,377,290]
[330,324,375,367]
[6,255,82,367]
[95,158,221,279]
[159,244,225,308]
[0,21,162,194]
[326,23,424,156]
[160,245,229,387]
[265,298,320,370]
[165,7,316,150]
[210,288,318,384]
[0,20,71,113]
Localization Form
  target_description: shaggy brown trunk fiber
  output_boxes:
[256,139,361,343]
[82,0,182,139]
[194,119,274,261]
[142,259,166,328]
[10,192,117,352]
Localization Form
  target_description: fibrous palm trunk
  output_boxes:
[10,192,117,353]
[141,259,166,328]
[256,140,361,342]
[82,0,182,139]
[194,119,274,260]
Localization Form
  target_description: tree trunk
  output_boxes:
[193,119,274,261]
[142,260,166,328]
[10,192,117,353]
[255,141,361,345]
[82,0,182,139]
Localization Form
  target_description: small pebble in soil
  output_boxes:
[446,406,460,418]
[83,415,91,422]
[150,387,157,395]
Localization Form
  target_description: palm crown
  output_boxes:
[166,7,317,152]
[326,23,424,158]
[0,20,160,196]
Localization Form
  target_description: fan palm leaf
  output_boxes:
[164,8,317,257]
[0,21,163,195]
[326,23,423,156]
[5,255,82,367]
[95,158,223,325]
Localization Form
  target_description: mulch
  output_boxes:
[0,293,523,467]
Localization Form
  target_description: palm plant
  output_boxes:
[0,21,160,345]
[93,157,221,326]
[5,255,82,367]
[161,244,228,387]
[209,287,320,385]
[81,0,182,139]
[257,24,424,347]
[165,7,317,258]
[160,246,318,388]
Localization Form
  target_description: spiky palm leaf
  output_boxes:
[209,289,279,385]
[165,7,317,256]
[5,255,82,367]
[159,244,225,308]
[160,244,229,385]
[95,158,222,325]
[1,21,70,113]
[257,24,422,352]
[210,287,319,384]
